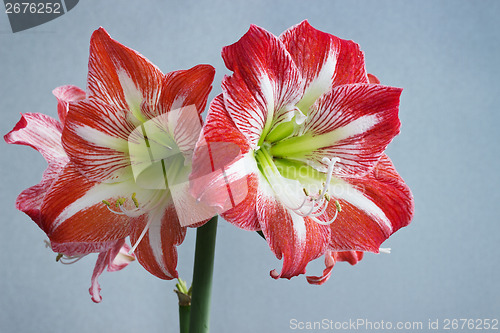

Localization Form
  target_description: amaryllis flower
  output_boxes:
[11,28,215,282]
[191,21,413,283]
[4,86,135,302]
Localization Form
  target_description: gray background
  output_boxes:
[1,0,499,332]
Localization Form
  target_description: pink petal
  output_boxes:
[40,164,135,254]
[62,98,136,182]
[284,83,402,176]
[52,85,86,125]
[4,113,66,163]
[87,28,164,113]
[306,250,363,285]
[280,21,368,111]
[130,203,186,280]
[4,113,69,226]
[89,239,135,303]
[305,251,335,285]
[221,25,304,146]
[257,185,330,279]
[328,154,414,252]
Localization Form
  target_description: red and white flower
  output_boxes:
[5,86,136,302]
[7,28,216,288]
[191,21,414,283]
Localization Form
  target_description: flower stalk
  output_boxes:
[188,216,218,333]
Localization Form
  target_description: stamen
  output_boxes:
[59,255,86,265]
[311,208,338,225]
[105,195,143,217]
[128,218,153,255]
[283,157,341,226]
[132,192,139,208]
[334,200,342,212]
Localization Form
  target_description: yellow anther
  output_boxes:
[132,193,139,208]
[334,200,342,212]
[324,193,331,201]
[302,188,309,196]
[102,200,110,206]
[116,197,126,207]
[56,253,63,262]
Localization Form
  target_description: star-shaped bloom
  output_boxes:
[191,21,413,283]
[9,28,215,284]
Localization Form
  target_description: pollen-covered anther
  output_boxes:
[104,195,143,217]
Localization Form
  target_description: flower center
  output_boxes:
[254,146,341,225]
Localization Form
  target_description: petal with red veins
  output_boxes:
[272,84,402,176]
[222,25,303,146]
[326,154,413,252]
[52,85,86,125]
[190,95,256,214]
[40,164,136,253]
[221,173,260,231]
[63,98,136,182]
[280,20,368,112]
[257,180,330,279]
[87,28,163,122]
[130,203,186,280]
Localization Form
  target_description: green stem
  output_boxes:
[188,216,218,333]
[179,304,191,333]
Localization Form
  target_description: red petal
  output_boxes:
[40,164,134,253]
[280,21,368,97]
[87,28,164,112]
[300,83,402,176]
[130,203,186,280]
[62,99,135,182]
[222,25,303,146]
[257,185,330,279]
[52,85,86,125]
[367,73,380,84]
[328,154,414,252]
[147,64,215,118]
